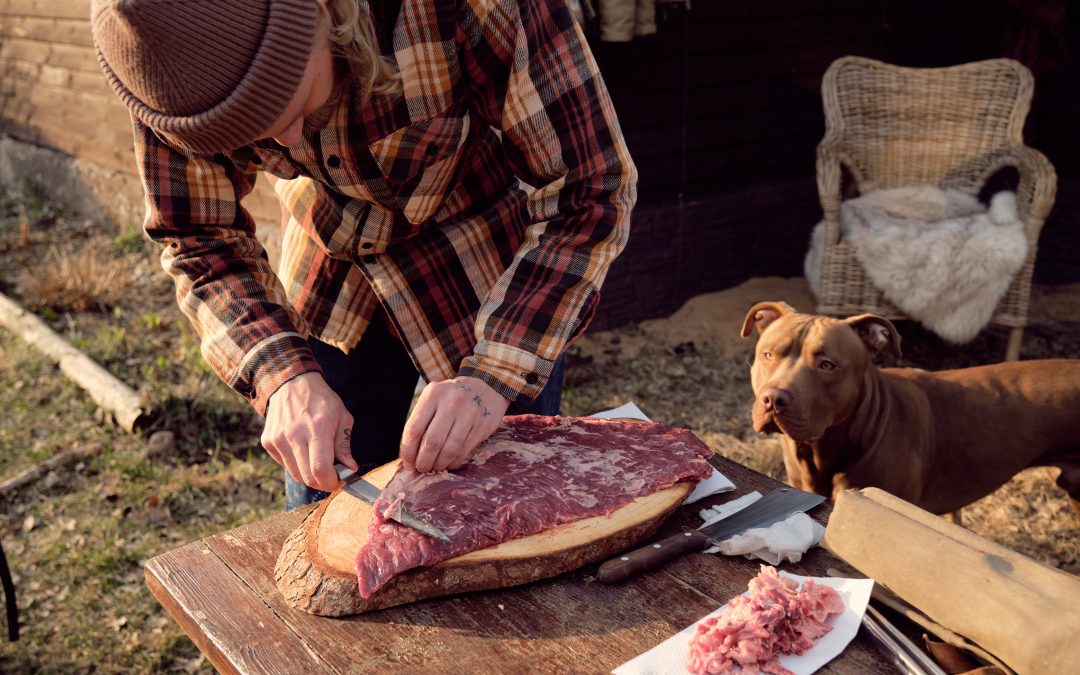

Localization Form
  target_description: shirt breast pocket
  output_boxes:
[368,107,470,225]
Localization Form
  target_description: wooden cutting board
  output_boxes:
[275,459,694,616]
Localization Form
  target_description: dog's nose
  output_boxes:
[760,388,792,413]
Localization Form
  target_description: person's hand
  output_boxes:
[400,376,510,473]
[262,372,357,491]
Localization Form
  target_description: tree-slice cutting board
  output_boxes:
[275,459,694,616]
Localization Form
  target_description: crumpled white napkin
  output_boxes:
[699,491,825,564]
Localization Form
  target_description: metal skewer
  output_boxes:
[861,603,947,675]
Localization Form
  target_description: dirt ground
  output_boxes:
[562,277,1080,573]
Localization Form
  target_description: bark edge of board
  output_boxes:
[275,469,695,616]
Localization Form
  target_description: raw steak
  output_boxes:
[686,565,845,675]
[355,415,714,598]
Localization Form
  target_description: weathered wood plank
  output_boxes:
[204,506,521,673]
[1,107,133,152]
[0,16,94,47]
[6,58,112,94]
[0,38,98,73]
[445,568,731,669]
[1,117,133,173]
[211,486,727,671]
[0,0,90,20]
[214,504,730,673]
[0,74,128,126]
[176,455,896,673]
[144,537,333,675]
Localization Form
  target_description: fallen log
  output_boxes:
[0,291,153,433]
[0,448,90,496]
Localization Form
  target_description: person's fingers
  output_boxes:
[261,436,283,467]
[260,423,285,465]
[334,415,357,472]
[330,408,356,470]
[449,423,491,470]
[307,432,340,492]
[284,427,318,488]
[400,388,437,469]
[276,439,303,486]
[433,417,471,472]
[414,406,455,473]
[306,406,354,491]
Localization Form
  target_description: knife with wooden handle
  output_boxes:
[596,487,825,583]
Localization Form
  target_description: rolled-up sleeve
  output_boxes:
[134,122,321,414]
[455,0,637,402]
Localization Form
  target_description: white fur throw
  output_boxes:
[805,186,1028,344]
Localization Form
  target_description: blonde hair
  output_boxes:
[323,0,402,104]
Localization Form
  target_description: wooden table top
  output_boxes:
[144,453,894,674]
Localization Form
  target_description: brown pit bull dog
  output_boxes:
[740,301,1080,515]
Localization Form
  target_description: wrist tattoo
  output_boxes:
[343,428,351,441]
[472,394,491,417]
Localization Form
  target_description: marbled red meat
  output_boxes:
[686,565,845,674]
[355,415,714,597]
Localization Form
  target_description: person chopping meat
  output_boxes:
[89,0,636,509]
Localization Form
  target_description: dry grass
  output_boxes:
[0,188,267,672]
[19,239,132,312]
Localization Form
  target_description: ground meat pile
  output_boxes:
[686,565,845,675]
[355,414,714,598]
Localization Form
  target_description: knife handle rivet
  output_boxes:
[684,532,693,537]
[652,544,661,549]
[620,556,629,561]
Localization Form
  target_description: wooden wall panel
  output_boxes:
[0,1,281,232]
[1,38,98,72]
[0,0,91,21]
[0,16,94,47]
[0,1,131,174]
[0,0,1076,332]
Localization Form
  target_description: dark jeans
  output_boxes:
[284,313,565,510]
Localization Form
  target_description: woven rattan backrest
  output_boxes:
[822,56,1034,193]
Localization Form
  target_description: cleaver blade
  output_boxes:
[596,487,825,584]
[334,463,451,542]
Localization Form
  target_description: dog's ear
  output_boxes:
[845,314,902,358]
[740,301,797,338]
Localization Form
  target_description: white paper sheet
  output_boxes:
[589,402,735,505]
[612,573,875,675]
[590,401,653,423]
[682,470,735,505]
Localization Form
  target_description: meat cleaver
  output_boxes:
[333,463,451,542]
[596,487,825,583]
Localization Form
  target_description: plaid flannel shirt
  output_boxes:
[134,0,636,414]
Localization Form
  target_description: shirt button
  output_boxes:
[524,372,539,385]
[327,155,341,168]
[361,254,376,264]
[360,242,373,250]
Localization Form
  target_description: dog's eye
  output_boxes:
[762,351,773,360]
[819,360,836,370]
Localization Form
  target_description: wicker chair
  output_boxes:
[814,56,1057,360]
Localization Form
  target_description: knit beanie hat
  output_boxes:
[90,0,318,154]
